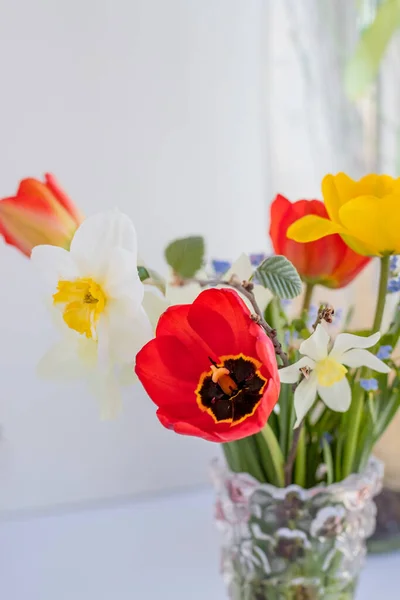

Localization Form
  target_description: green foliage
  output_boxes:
[137,265,166,294]
[345,0,400,100]
[137,266,150,281]
[164,236,205,278]
[254,255,302,299]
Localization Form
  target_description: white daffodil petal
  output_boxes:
[119,363,138,386]
[108,301,153,363]
[299,324,330,361]
[142,289,169,331]
[254,285,273,313]
[330,331,381,360]
[279,357,316,384]
[88,367,123,420]
[76,336,98,369]
[340,348,391,373]
[37,340,86,381]
[96,312,111,367]
[31,245,79,292]
[103,247,144,307]
[317,377,351,412]
[294,373,318,427]
[37,335,97,380]
[224,253,253,281]
[70,210,137,278]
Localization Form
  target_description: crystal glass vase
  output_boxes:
[212,458,383,600]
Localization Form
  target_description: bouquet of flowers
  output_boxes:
[1,171,399,598]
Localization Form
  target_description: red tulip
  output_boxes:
[269,194,371,288]
[0,173,84,257]
[135,288,280,442]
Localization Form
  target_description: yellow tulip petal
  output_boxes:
[322,173,357,222]
[287,214,345,243]
[357,174,397,197]
[322,173,400,222]
[338,195,400,255]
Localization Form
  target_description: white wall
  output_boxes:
[0,0,270,512]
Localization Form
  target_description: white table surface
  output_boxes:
[0,487,399,599]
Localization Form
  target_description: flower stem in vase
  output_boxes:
[372,255,390,331]
[301,282,315,314]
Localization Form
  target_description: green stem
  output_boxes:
[261,424,285,487]
[301,282,314,314]
[222,442,235,470]
[294,426,306,487]
[253,432,279,484]
[335,435,345,482]
[235,437,266,482]
[372,255,390,331]
[284,421,304,486]
[342,385,364,477]
[279,383,291,457]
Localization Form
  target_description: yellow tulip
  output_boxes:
[287,173,400,257]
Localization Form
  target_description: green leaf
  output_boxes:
[137,266,150,282]
[254,255,302,299]
[225,437,267,483]
[380,299,400,347]
[322,437,334,485]
[292,318,307,333]
[260,424,285,487]
[375,384,400,440]
[335,434,345,483]
[137,265,166,294]
[294,426,306,487]
[343,305,355,330]
[344,0,400,100]
[164,236,205,279]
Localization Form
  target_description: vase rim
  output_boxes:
[211,455,384,500]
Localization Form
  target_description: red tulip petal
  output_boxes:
[45,173,84,225]
[0,219,30,256]
[157,406,268,443]
[327,245,371,289]
[255,329,280,376]
[156,303,219,363]
[17,179,62,215]
[188,288,256,358]
[0,194,73,256]
[135,335,210,421]
[157,411,224,442]
[270,194,291,252]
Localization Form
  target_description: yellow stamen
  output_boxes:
[315,357,347,387]
[211,365,238,396]
[53,278,106,339]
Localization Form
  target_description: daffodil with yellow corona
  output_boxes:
[279,325,390,427]
[287,173,400,257]
[31,210,157,418]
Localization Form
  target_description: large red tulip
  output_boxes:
[269,194,371,288]
[0,173,84,257]
[135,288,280,442]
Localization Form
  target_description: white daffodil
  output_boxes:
[279,325,391,427]
[165,253,272,312]
[32,210,156,418]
